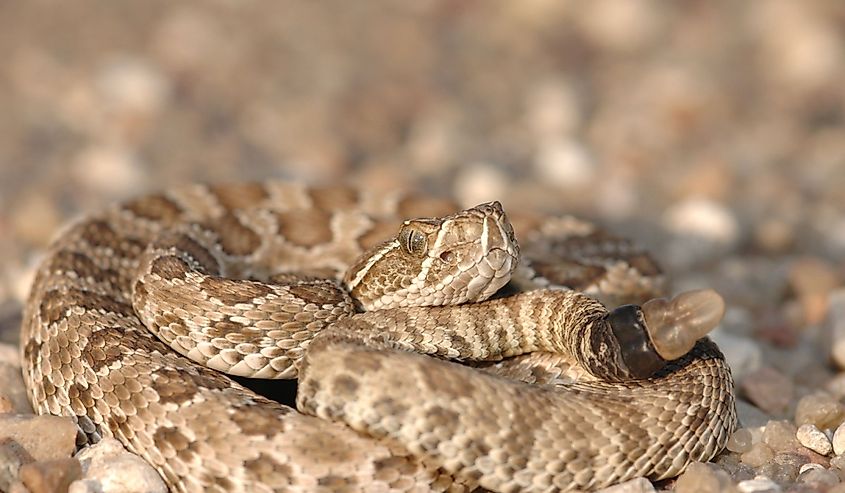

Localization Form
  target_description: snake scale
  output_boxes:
[19,182,737,492]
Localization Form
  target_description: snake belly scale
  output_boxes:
[19,182,736,492]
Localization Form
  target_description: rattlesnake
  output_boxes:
[19,182,737,492]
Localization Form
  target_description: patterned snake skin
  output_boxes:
[19,182,736,492]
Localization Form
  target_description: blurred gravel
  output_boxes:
[1,1,845,492]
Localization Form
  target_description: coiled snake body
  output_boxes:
[20,182,736,492]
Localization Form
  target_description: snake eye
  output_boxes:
[399,226,427,257]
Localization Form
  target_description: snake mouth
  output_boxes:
[641,289,726,361]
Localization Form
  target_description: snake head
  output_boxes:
[607,289,725,378]
[345,201,519,310]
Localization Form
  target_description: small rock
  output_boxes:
[766,452,809,483]
[740,367,794,416]
[0,363,31,414]
[595,477,655,493]
[20,458,82,493]
[96,57,168,117]
[832,422,845,455]
[674,462,732,493]
[797,423,833,456]
[71,438,167,493]
[798,462,824,475]
[0,395,13,414]
[831,453,845,471]
[453,163,509,208]
[7,482,30,493]
[830,289,845,370]
[728,428,755,454]
[789,257,840,326]
[763,420,800,452]
[796,465,840,488]
[534,138,596,189]
[662,198,740,246]
[72,146,146,197]
[0,414,78,462]
[795,392,845,431]
[0,439,35,492]
[737,476,781,493]
[741,443,775,468]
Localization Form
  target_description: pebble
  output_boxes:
[829,289,845,370]
[7,482,29,493]
[740,367,794,416]
[728,428,755,454]
[0,415,78,462]
[788,257,840,326]
[674,462,733,493]
[796,424,832,456]
[741,443,775,468]
[452,163,509,208]
[70,437,167,493]
[95,57,168,118]
[794,392,845,431]
[762,420,800,452]
[0,360,31,414]
[71,145,147,197]
[833,422,845,456]
[798,463,824,476]
[0,439,34,492]
[19,458,83,493]
[796,465,840,488]
[662,198,740,247]
[737,476,781,493]
[830,453,845,472]
[0,395,13,414]
[594,476,655,493]
[534,138,596,189]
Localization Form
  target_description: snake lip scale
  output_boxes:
[20,181,737,492]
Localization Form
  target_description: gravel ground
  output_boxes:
[1,2,845,492]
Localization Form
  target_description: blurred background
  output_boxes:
[1,0,845,415]
[3,2,845,487]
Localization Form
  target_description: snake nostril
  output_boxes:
[440,251,455,262]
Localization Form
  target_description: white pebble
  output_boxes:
[833,422,845,456]
[798,462,824,474]
[662,198,739,246]
[72,146,147,196]
[533,138,595,188]
[737,476,781,493]
[797,423,833,456]
[96,58,168,115]
[71,438,166,493]
[453,163,508,207]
